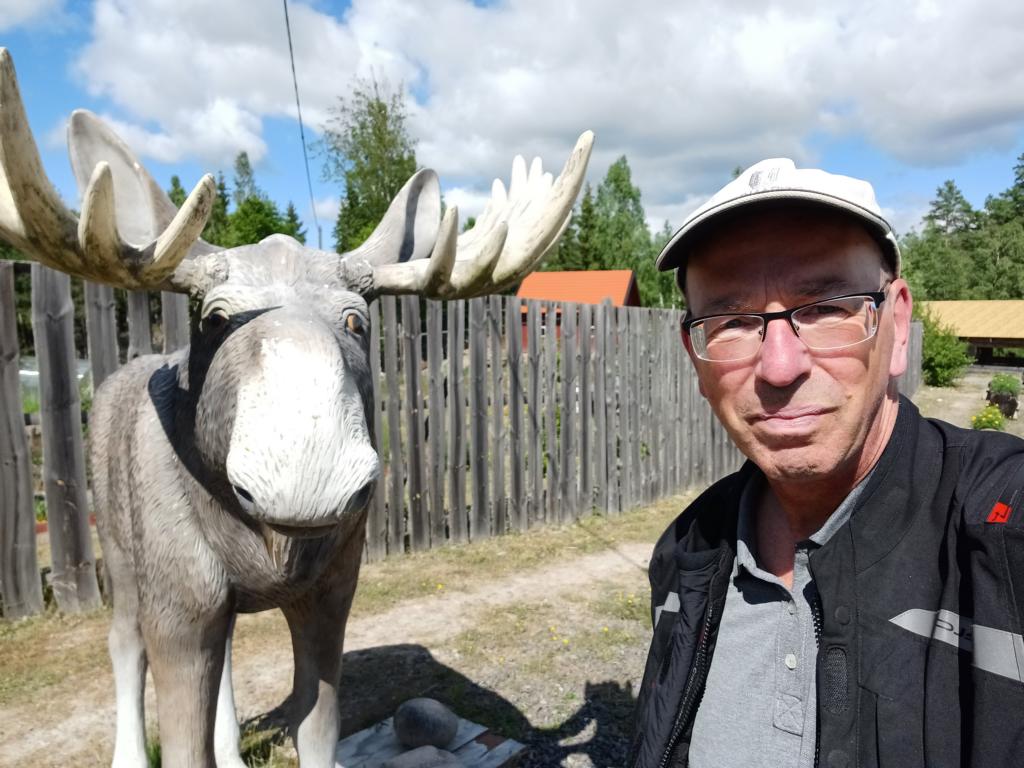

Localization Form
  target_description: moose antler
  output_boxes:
[366,131,594,300]
[0,48,215,291]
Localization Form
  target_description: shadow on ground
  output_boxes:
[243,643,638,767]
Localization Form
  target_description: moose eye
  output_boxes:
[345,312,366,336]
[202,308,230,334]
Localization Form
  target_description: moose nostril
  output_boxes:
[233,486,255,512]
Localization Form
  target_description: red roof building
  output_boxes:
[516,269,641,308]
[514,270,642,346]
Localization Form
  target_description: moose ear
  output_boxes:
[340,168,441,267]
[67,109,181,247]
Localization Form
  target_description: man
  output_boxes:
[630,159,1024,768]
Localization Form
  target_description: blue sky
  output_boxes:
[3,0,1024,249]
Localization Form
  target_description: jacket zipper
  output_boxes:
[655,599,716,768]
[811,588,823,768]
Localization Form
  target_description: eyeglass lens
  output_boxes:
[692,295,879,362]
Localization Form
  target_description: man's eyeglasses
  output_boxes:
[682,289,888,362]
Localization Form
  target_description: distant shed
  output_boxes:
[919,300,1024,358]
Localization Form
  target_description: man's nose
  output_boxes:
[753,316,812,387]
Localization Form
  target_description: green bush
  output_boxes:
[971,404,1005,431]
[988,372,1021,396]
[916,306,972,386]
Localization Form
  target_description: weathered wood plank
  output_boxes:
[401,296,428,552]
[526,301,542,528]
[84,281,119,392]
[448,300,468,544]
[543,302,559,523]
[559,302,577,522]
[578,302,592,514]
[427,300,446,548]
[381,296,405,555]
[31,264,101,612]
[160,291,189,353]
[607,306,623,515]
[593,301,608,514]
[365,299,387,561]
[488,295,506,535]
[469,297,489,540]
[126,289,152,360]
[506,297,525,532]
[0,262,44,618]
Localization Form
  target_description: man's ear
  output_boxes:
[888,279,913,379]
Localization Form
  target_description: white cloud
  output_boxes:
[68,0,1024,227]
[312,195,340,223]
[0,0,64,32]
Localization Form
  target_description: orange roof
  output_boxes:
[516,270,640,306]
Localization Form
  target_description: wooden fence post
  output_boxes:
[488,296,506,534]
[469,297,489,539]
[506,297,525,532]
[31,264,101,612]
[365,299,387,561]
[426,300,446,548]
[0,262,44,618]
[84,281,119,391]
[381,296,405,555]
[448,300,468,543]
[161,292,189,353]
[401,296,428,552]
[526,302,542,527]
[126,290,152,360]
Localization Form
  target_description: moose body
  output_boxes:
[0,48,591,767]
[92,242,378,766]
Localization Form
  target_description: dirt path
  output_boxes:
[1,541,654,768]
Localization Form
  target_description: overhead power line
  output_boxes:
[282,0,323,249]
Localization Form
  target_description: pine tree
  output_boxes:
[233,152,259,206]
[203,173,231,246]
[282,202,307,244]
[167,175,187,208]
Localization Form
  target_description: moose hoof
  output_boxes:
[394,698,459,750]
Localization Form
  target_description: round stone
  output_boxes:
[784,653,798,670]
[834,605,851,625]
[394,698,459,750]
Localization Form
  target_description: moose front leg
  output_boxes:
[143,608,233,768]
[283,533,363,767]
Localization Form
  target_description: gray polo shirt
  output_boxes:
[688,472,868,768]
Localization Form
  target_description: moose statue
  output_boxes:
[0,49,592,767]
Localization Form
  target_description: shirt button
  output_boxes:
[787,602,796,615]
[785,653,798,670]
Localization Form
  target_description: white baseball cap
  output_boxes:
[656,158,901,279]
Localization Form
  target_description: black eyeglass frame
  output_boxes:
[681,289,889,360]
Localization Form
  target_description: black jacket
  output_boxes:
[631,398,1024,768]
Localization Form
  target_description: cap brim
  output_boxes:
[656,190,895,273]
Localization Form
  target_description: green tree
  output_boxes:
[233,151,259,206]
[167,175,187,208]
[203,173,231,246]
[985,152,1024,225]
[320,78,417,253]
[227,197,286,247]
[924,180,977,235]
[281,202,307,244]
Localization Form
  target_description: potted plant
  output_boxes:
[986,372,1020,419]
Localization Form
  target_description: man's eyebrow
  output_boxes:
[696,277,858,316]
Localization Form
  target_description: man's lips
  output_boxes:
[753,406,832,421]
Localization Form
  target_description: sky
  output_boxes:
[2,0,1024,251]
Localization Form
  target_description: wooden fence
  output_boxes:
[0,263,924,617]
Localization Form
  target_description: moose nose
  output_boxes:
[347,480,375,515]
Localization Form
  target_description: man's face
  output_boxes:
[683,208,912,486]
